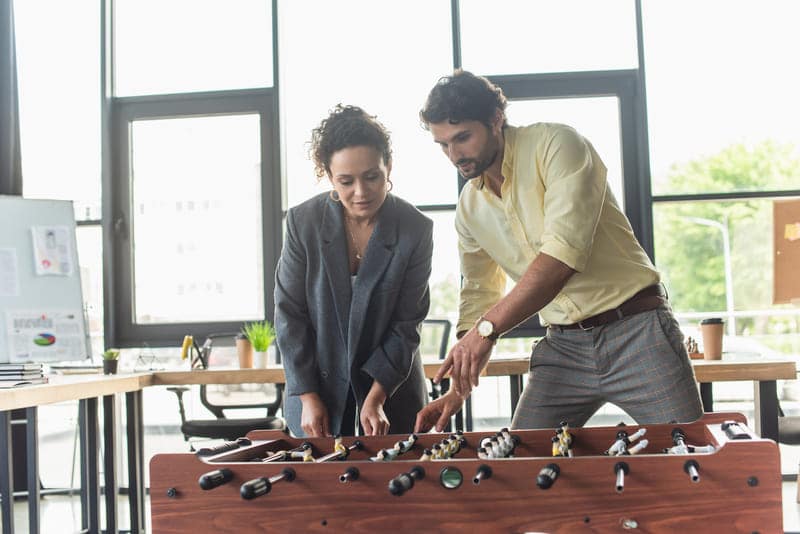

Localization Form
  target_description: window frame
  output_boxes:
[106,89,281,347]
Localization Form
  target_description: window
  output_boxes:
[114,0,273,96]
[644,0,800,358]
[278,0,454,209]
[460,0,638,75]
[643,1,800,196]
[112,91,278,345]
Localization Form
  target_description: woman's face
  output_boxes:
[328,145,391,222]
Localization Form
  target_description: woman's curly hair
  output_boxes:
[309,104,392,180]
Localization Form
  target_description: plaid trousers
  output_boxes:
[510,305,703,430]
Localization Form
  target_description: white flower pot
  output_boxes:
[254,351,268,368]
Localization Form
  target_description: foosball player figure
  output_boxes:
[334,435,347,455]
[302,446,315,462]
[551,436,563,457]
[419,448,433,461]
[393,433,418,454]
[431,443,443,460]
[374,447,400,462]
[556,421,574,457]
[477,446,490,461]
[605,428,647,456]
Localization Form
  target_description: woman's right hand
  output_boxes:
[299,392,330,437]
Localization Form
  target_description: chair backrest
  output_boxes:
[200,383,283,419]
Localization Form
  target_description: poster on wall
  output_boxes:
[773,198,800,305]
[5,310,87,362]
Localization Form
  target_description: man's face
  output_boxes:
[429,119,500,179]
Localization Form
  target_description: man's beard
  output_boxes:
[455,140,499,180]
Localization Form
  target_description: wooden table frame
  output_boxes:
[0,357,795,533]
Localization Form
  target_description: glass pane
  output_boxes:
[644,1,800,195]
[279,0,454,208]
[506,97,624,208]
[460,0,637,75]
[14,0,101,220]
[115,0,272,96]
[75,225,104,357]
[426,210,459,322]
[654,199,800,359]
[130,114,264,323]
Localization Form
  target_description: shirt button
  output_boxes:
[321,371,329,379]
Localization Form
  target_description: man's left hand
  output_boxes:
[433,328,494,396]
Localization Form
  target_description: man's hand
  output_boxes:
[299,392,330,437]
[433,328,493,396]
[415,389,466,433]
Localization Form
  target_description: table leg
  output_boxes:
[509,374,524,415]
[754,380,779,442]
[125,391,145,533]
[25,407,40,534]
[79,398,100,534]
[700,383,714,412]
[0,410,14,534]
[103,395,118,534]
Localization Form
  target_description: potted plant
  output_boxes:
[102,348,121,375]
[242,320,276,368]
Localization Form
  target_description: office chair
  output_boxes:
[778,400,800,445]
[421,318,472,431]
[168,336,285,449]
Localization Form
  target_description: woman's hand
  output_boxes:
[299,392,330,437]
[360,381,390,435]
[414,389,466,433]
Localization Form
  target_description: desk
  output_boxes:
[0,358,795,533]
[150,357,797,441]
[0,374,150,534]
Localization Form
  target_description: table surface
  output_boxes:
[0,356,795,411]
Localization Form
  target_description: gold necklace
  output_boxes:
[346,218,363,260]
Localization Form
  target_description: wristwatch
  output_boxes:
[476,317,500,342]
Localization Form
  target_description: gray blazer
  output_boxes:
[274,192,432,437]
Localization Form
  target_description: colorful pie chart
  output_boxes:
[33,333,56,346]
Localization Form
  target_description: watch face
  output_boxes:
[478,320,493,337]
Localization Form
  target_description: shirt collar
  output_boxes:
[476,125,516,190]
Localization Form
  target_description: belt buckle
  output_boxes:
[577,320,594,331]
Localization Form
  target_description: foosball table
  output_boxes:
[149,412,782,533]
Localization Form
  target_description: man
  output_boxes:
[414,70,702,433]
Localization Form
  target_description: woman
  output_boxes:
[275,105,432,437]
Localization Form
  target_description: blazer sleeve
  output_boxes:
[274,209,320,396]
[361,217,433,397]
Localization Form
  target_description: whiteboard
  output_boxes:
[0,196,90,363]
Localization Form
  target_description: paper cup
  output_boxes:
[700,318,724,360]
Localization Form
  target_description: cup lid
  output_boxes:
[700,317,724,325]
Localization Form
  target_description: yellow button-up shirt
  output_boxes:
[455,123,659,333]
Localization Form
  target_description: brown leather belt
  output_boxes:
[551,284,667,331]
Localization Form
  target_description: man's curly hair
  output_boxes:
[419,69,507,130]
[309,104,392,180]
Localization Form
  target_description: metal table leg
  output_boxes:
[0,410,14,534]
[25,407,40,533]
[79,398,100,534]
[700,383,714,412]
[103,395,118,534]
[509,374,524,415]
[125,391,145,533]
[754,380,779,442]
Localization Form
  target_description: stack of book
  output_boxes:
[0,363,49,388]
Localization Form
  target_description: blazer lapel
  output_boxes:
[347,195,398,357]
[320,198,352,347]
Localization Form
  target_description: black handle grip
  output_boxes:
[198,468,234,490]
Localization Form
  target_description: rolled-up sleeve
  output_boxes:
[361,219,433,397]
[274,209,320,396]
[455,211,506,334]
[538,126,607,272]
